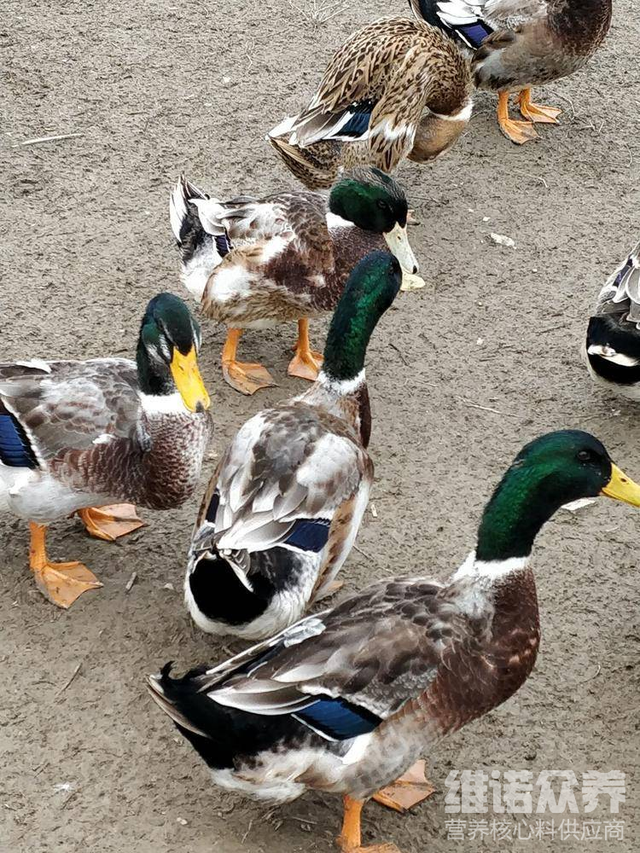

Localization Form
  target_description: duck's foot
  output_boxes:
[372,761,435,813]
[223,359,276,395]
[288,318,323,381]
[518,88,561,124]
[29,522,102,608]
[337,796,402,853]
[314,578,344,601]
[78,504,144,541]
[497,91,538,144]
[400,271,426,292]
[221,327,276,395]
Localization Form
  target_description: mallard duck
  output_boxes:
[410,0,612,144]
[585,240,640,399]
[267,17,472,189]
[150,430,640,851]
[170,167,421,396]
[0,293,211,608]
[184,251,400,641]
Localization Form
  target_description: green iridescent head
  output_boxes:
[329,168,418,275]
[476,430,640,562]
[136,292,210,412]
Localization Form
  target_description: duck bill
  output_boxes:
[600,463,640,507]
[384,223,419,278]
[170,347,210,412]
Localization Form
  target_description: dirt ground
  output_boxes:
[1,0,639,851]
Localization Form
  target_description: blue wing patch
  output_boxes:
[337,107,372,139]
[0,413,37,468]
[294,696,382,740]
[284,518,331,553]
[456,21,493,48]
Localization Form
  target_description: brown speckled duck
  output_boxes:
[149,431,640,852]
[170,168,421,396]
[267,17,472,189]
[410,0,612,143]
[183,252,399,642]
[0,294,211,608]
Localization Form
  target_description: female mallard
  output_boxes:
[184,251,400,641]
[410,0,612,144]
[585,240,640,399]
[150,430,640,851]
[267,17,472,189]
[171,167,420,396]
[0,293,211,608]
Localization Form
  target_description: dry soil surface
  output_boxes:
[1,1,639,852]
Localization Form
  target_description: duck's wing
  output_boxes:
[409,0,546,49]
[594,240,640,326]
[221,191,335,273]
[0,359,143,470]
[190,403,371,582]
[177,577,468,737]
[271,20,441,172]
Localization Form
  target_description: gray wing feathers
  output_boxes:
[0,359,141,463]
[203,579,459,720]
[595,240,640,326]
[207,406,367,554]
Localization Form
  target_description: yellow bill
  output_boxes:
[600,463,640,507]
[170,347,210,412]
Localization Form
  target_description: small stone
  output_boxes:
[177,817,188,826]
[490,232,516,248]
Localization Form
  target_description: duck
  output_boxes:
[0,293,212,608]
[149,430,640,852]
[267,17,472,189]
[585,240,640,399]
[409,0,612,144]
[170,167,421,396]
[184,251,400,641]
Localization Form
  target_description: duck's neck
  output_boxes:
[303,370,371,448]
[474,464,564,564]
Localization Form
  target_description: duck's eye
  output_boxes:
[377,199,389,211]
[577,449,593,463]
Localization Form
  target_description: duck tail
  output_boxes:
[169,175,233,302]
[267,135,340,190]
[147,661,232,743]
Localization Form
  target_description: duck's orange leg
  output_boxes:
[496,91,538,144]
[29,522,102,608]
[372,761,435,812]
[337,796,401,853]
[78,504,144,541]
[518,88,561,124]
[288,319,323,382]
[221,327,276,395]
